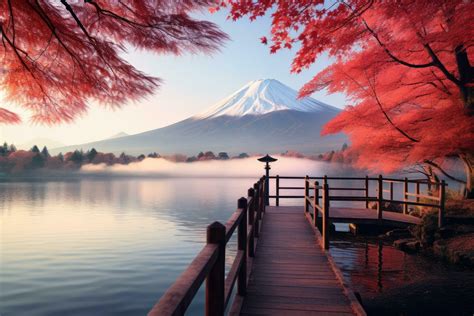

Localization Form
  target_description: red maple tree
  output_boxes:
[0,0,226,124]
[221,0,474,197]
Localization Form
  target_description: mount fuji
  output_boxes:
[54,79,347,155]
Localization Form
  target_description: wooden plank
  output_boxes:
[241,308,354,316]
[246,285,346,299]
[243,299,354,313]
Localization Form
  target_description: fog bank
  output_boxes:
[80,156,360,178]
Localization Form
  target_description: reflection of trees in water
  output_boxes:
[377,241,383,292]
[0,181,48,214]
[330,240,418,297]
[331,237,474,301]
[0,178,254,231]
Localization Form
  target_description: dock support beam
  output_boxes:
[253,183,260,238]
[314,181,319,228]
[304,175,309,214]
[247,188,255,258]
[365,176,369,209]
[237,198,247,296]
[439,180,446,228]
[206,222,225,316]
[322,177,330,250]
[403,177,408,214]
[377,175,383,220]
[276,175,280,206]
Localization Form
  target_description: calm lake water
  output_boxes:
[1,168,472,315]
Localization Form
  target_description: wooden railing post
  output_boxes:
[416,182,420,203]
[403,177,408,214]
[206,222,225,316]
[253,183,260,238]
[237,197,247,296]
[313,181,319,227]
[377,175,383,220]
[390,181,394,201]
[276,175,280,207]
[439,180,446,228]
[247,188,255,258]
[304,175,309,214]
[365,176,369,209]
[322,180,330,250]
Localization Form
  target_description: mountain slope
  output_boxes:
[107,132,129,139]
[54,79,346,155]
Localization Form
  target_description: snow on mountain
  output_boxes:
[195,79,339,119]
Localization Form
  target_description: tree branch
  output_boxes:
[424,43,461,86]
[424,159,466,183]
[365,71,420,142]
[362,20,435,69]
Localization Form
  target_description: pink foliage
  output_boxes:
[1,0,227,124]
[223,0,474,173]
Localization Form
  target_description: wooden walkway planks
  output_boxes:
[239,206,361,316]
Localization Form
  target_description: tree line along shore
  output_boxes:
[0,142,352,175]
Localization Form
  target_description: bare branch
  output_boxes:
[424,160,466,183]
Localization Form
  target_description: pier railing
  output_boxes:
[148,177,266,316]
[269,175,446,249]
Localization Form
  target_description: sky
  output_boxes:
[0,10,347,149]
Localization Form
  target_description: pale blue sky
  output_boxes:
[0,10,347,148]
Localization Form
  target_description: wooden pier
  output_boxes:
[238,206,363,315]
[148,175,447,316]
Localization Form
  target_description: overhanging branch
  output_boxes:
[424,160,466,184]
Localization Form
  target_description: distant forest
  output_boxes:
[0,142,351,175]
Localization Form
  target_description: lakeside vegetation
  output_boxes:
[0,142,352,175]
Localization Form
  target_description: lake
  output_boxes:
[1,160,472,315]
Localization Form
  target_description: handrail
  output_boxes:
[148,178,267,316]
[405,191,440,201]
[148,244,219,315]
[382,177,442,185]
[270,175,378,180]
[329,187,366,191]
[279,186,305,190]
[224,208,245,243]
[273,174,447,250]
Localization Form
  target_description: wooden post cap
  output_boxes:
[248,188,255,197]
[206,221,225,244]
[238,197,248,208]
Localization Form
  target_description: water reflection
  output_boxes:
[0,178,252,316]
[331,237,469,294]
[330,237,474,315]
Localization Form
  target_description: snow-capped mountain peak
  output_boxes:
[195,79,339,119]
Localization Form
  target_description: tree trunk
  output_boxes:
[455,45,474,116]
[459,153,474,199]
